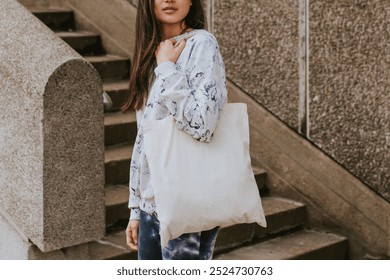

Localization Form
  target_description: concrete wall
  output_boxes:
[126,0,138,7]
[0,0,105,255]
[213,0,300,130]
[211,0,389,202]
[309,0,390,200]
[229,81,390,259]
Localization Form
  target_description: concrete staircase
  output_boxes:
[28,6,348,260]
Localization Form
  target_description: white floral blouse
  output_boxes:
[128,29,228,220]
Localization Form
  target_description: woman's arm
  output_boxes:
[127,160,141,249]
[128,132,143,221]
[154,34,228,142]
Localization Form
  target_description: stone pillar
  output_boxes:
[0,0,105,257]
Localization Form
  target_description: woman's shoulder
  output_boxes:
[176,30,221,64]
[189,29,218,44]
[175,29,218,46]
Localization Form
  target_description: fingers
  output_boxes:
[156,38,186,65]
[158,38,184,48]
[168,38,185,48]
[131,222,138,247]
[126,220,139,251]
[174,38,186,51]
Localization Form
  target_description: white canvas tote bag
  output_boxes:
[143,103,267,247]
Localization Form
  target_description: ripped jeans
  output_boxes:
[138,210,219,260]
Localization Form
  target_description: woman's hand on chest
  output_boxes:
[155,38,186,65]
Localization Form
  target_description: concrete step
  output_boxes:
[104,111,137,147]
[85,55,130,83]
[89,230,137,260]
[103,80,129,111]
[253,167,267,193]
[215,230,348,260]
[105,184,129,227]
[97,196,307,260]
[105,144,133,185]
[29,7,75,32]
[255,197,306,238]
[215,197,306,253]
[95,231,349,261]
[56,31,105,56]
[252,166,268,196]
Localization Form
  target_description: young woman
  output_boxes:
[122,0,228,260]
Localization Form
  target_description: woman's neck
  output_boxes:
[161,22,189,40]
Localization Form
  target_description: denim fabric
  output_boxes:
[138,210,219,260]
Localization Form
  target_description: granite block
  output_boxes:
[0,212,91,260]
[0,0,104,253]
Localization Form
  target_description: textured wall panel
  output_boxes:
[309,0,390,199]
[213,0,300,129]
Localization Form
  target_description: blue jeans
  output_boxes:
[138,210,219,260]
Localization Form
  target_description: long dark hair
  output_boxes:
[121,0,206,112]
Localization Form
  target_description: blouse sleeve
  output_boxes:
[128,157,142,220]
[153,34,228,142]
